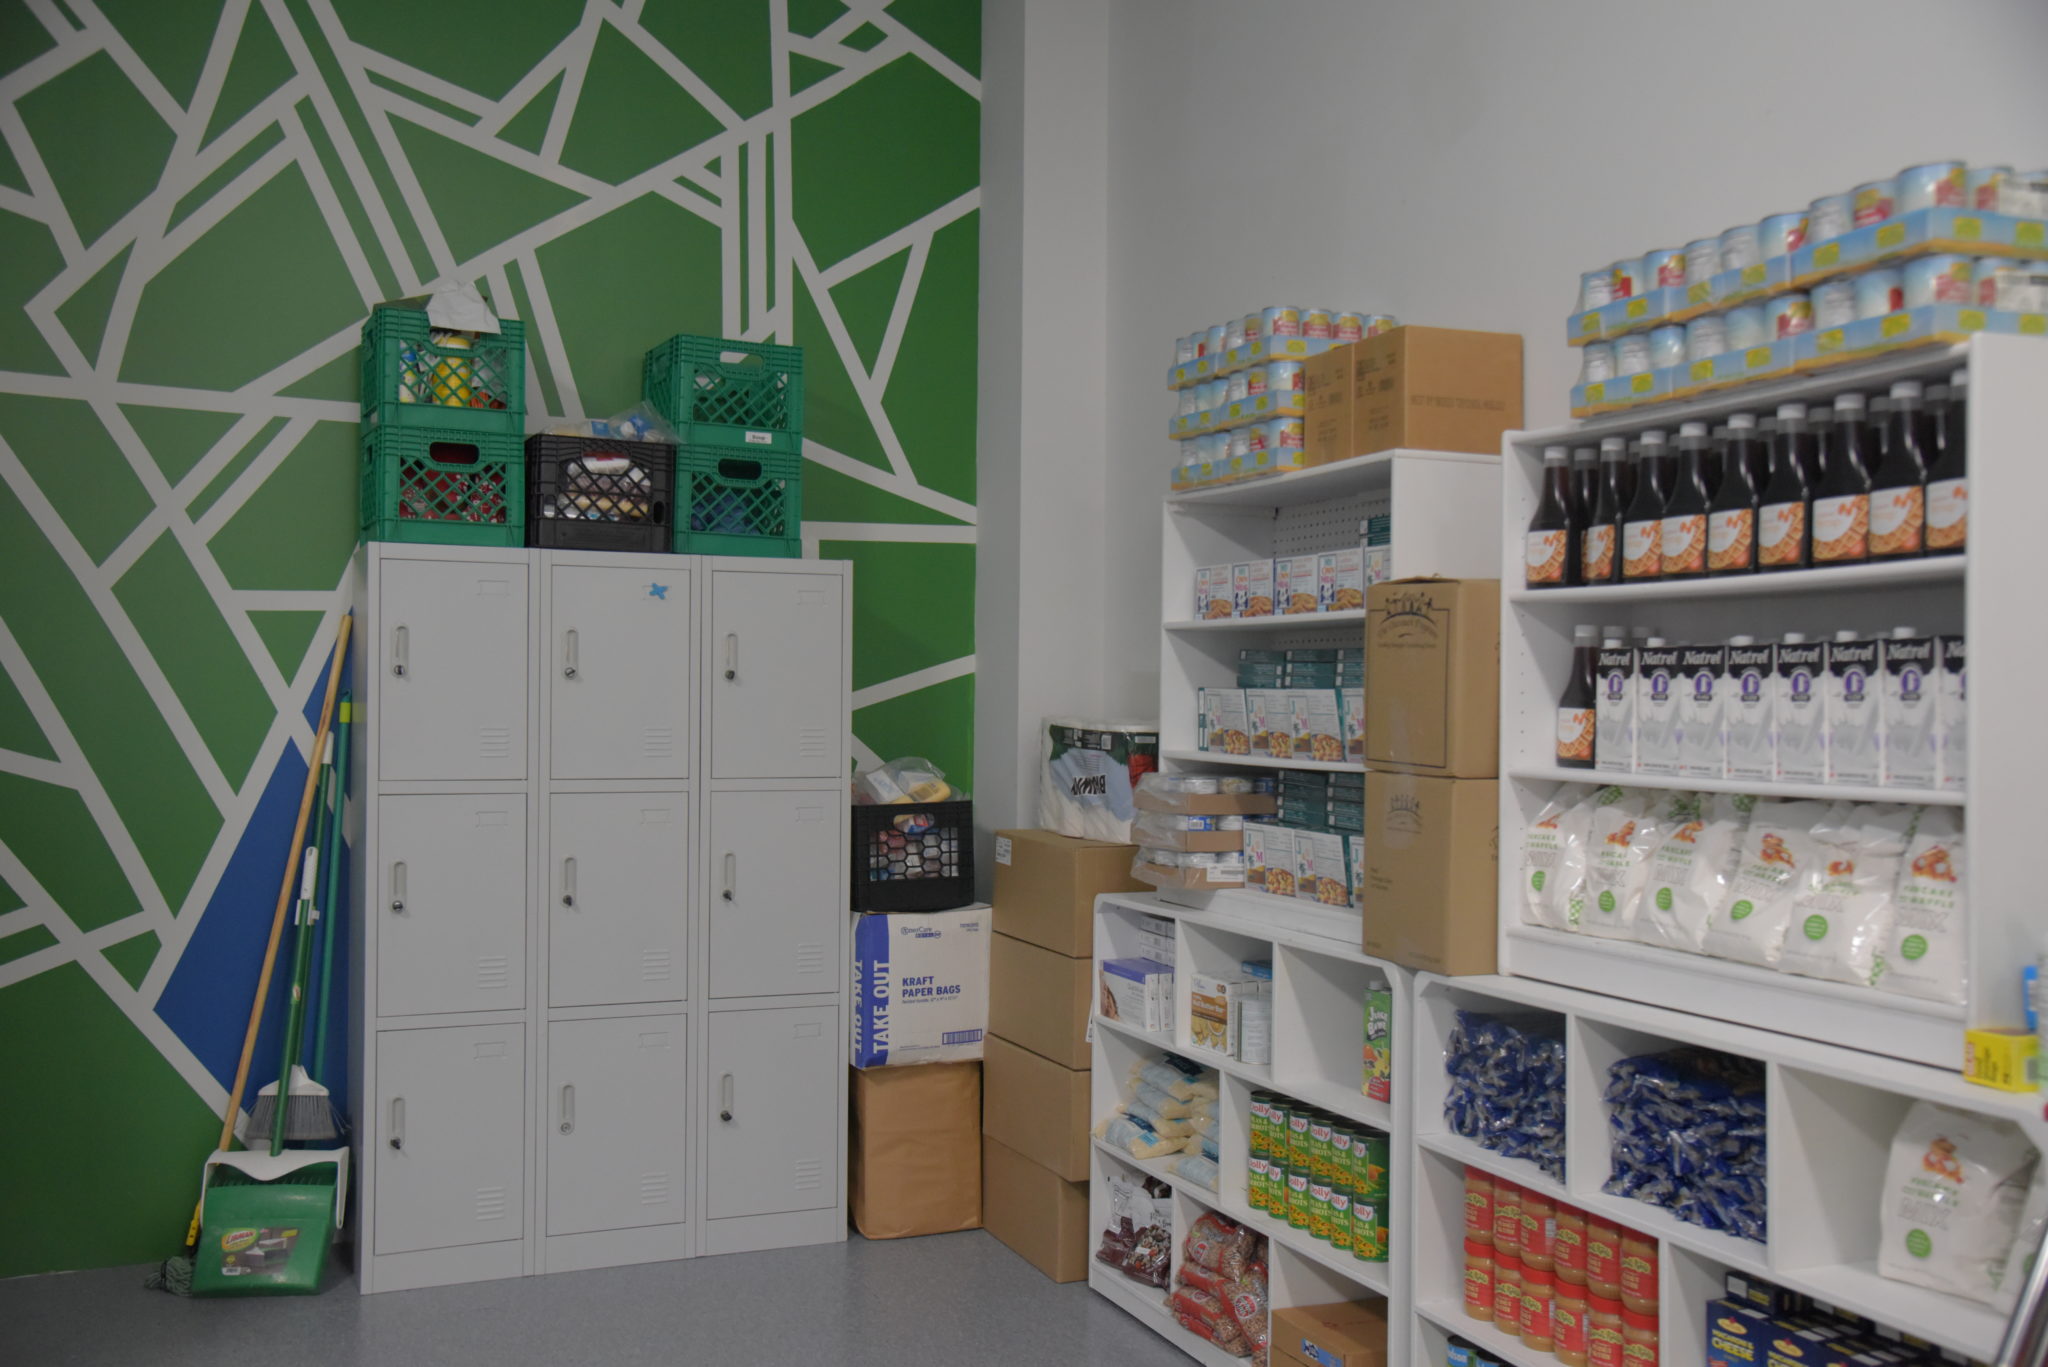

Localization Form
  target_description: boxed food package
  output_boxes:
[1233,559,1276,618]
[850,1061,983,1239]
[1246,824,1297,897]
[1248,688,1304,760]
[1364,578,1500,778]
[1098,956,1174,1034]
[1278,554,1321,615]
[1361,773,1499,974]
[1133,848,1245,890]
[1196,563,1235,620]
[1299,690,1346,765]
[1273,1299,1390,1367]
[1134,775,1279,817]
[1037,719,1159,843]
[1132,810,1245,853]
[851,905,992,1068]
[989,932,1094,1071]
[993,828,1148,957]
[1205,688,1252,756]
[1295,828,1353,908]
[982,1135,1089,1282]
[982,1033,1091,1181]
[1189,971,1268,1057]
[1319,548,1366,612]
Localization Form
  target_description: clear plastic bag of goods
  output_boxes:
[1879,1100,2039,1305]
[1132,1079,1201,1120]
[1169,1152,1221,1190]
[1873,806,1968,1004]
[1443,1010,1567,1182]
[1634,792,1753,955]
[544,400,679,444]
[1776,803,1913,986]
[1039,718,1159,841]
[853,756,954,804]
[1132,1054,1218,1102]
[1997,1166,2048,1315]
[1094,1171,1173,1288]
[1096,1111,1181,1159]
[1123,1092,1195,1139]
[1699,798,1839,968]
[1603,1048,1767,1242]
[1520,787,1593,931]
[1170,1285,1250,1356]
[1132,771,1269,809]
[1578,788,1681,939]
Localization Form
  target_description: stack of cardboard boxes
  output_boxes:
[981,831,1149,1281]
[1301,326,1523,467]
[1359,578,1502,976]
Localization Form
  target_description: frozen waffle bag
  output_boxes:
[1776,803,1912,986]
[1634,792,1751,955]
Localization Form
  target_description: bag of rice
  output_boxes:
[1699,799,1839,968]
[1578,788,1681,940]
[1874,806,1968,1004]
[1521,787,1593,931]
[1776,803,1913,986]
[1634,792,1752,955]
[1879,1100,2039,1306]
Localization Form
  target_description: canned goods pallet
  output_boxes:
[1799,302,2014,371]
[1793,206,2048,288]
[1169,355,1217,389]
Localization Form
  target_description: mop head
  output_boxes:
[244,1066,340,1144]
[145,1254,194,1296]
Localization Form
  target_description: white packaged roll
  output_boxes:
[1038,718,1160,843]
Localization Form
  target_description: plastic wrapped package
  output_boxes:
[1699,799,1838,968]
[1134,1080,1202,1120]
[1094,1171,1173,1288]
[1776,804,1913,986]
[1173,1215,1268,1361]
[1578,788,1681,940]
[1134,1055,1219,1102]
[1182,1211,1259,1279]
[1096,1112,1182,1160]
[1520,788,1592,930]
[1169,1151,1221,1190]
[853,756,954,804]
[1875,806,1968,1005]
[543,401,678,444]
[1171,1286,1250,1356]
[1444,1010,1567,1182]
[1039,719,1159,842]
[1133,810,1246,844]
[1124,1093,1195,1140]
[1880,1101,2039,1307]
[1634,792,1751,954]
[1603,1048,1767,1242]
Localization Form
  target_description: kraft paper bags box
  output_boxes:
[982,1135,1089,1282]
[1364,579,1501,777]
[850,905,991,1068]
[992,829,1147,958]
[850,1061,983,1239]
[1274,1300,1391,1367]
[982,1033,1091,1182]
[1361,773,1499,975]
[1346,325,1523,458]
[988,931,1094,1071]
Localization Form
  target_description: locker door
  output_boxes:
[545,1017,687,1236]
[377,795,526,1016]
[707,570,843,779]
[708,791,838,998]
[548,793,688,1008]
[378,558,528,781]
[705,1007,837,1219]
[373,1024,524,1255]
[548,562,691,780]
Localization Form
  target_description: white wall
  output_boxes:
[1099,0,2048,718]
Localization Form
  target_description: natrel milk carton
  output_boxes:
[1938,635,1966,792]
[1595,635,1636,774]
[1634,640,1683,776]
[1677,644,1727,780]
[1724,636,1776,783]
[1825,630,1882,786]
[1774,633,1828,783]
[1881,627,1937,789]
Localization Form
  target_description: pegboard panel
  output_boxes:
[1258,621,1368,649]
[1273,490,1390,558]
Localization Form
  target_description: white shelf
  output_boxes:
[1414,1299,1548,1367]
[1414,1132,1570,1206]
[1276,1075,1394,1135]
[1102,891,1384,968]
[1507,555,1965,603]
[1165,608,1367,632]
[1506,763,1965,807]
[1168,447,1496,509]
[1087,1265,1245,1367]
[1089,1011,1176,1056]
[1161,747,1362,773]
[1781,1261,2008,1362]
[1092,1012,1274,1089]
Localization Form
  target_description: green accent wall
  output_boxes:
[0,0,977,1274]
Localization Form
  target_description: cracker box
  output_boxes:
[1295,829,1352,908]
[1251,824,1297,898]
[1318,548,1367,612]
[1189,971,1269,1058]
[1099,956,1173,1033]
[1342,687,1365,761]
[1198,563,1235,620]
[1248,688,1304,759]
[1234,559,1276,618]
[1300,690,1347,764]
[1279,554,1322,615]
[1206,689,1251,756]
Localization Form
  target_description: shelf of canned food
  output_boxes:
[1563,161,2048,419]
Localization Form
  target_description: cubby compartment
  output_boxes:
[1175,919,1278,1083]
[1088,1143,1175,1311]
[1271,944,1400,1130]
[1414,976,1570,1195]
[1092,902,1180,1050]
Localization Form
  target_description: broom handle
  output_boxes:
[310,699,351,1081]
[184,611,350,1246]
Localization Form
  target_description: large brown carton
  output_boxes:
[850,1062,983,1239]
[1364,578,1500,778]
[1303,345,1354,466]
[1348,325,1522,458]
[988,932,1093,1071]
[1273,1301,1391,1367]
[1361,772,1499,976]
[982,1033,1091,1181]
[982,1135,1089,1282]
[992,829,1147,958]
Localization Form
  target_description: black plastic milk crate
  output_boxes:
[850,799,975,913]
[525,433,675,553]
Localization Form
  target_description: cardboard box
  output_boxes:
[1134,789,1278,817]
[992,829,1148,958]
[1345,325,1523,459]
[988,932,1094,1071]
[1364,578,1500,778]
[982,1033,1091,1181]
[982,1135,1088,1283]
[1303,345,1354,466]
[850,905,991,1068]
[1361,773,1499,975]
[850,1062,983,1239]
[1273,1300,1390,1367]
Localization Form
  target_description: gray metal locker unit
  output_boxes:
[350,544,851,1292]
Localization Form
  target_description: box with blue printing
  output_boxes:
[850,905,991,1069]
[1566,286,1690,345]
[1170,355,1216,388]
[1570,364,1680,415]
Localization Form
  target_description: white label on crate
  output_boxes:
[995,836,1013,866]
[745,430,772,445]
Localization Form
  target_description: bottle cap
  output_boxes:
[1641,429,1668,444]
[1602,636,1625,648]
[1835,629,1858,641]
[1730,634,1756,644]
[1808,405,1833,421]
[1777,402,1806,420]
[1835,391,1865,412]
[1574,625,1599,643]
[1891,379,1923,400]
[1679,421,1708,437]
[1543,446,1568,463]
[1783,632,1807,643]
[1572,447,1597,464]
[1645,636,1667,646]
[1600,436,1627,454]
[1892,625,1917,637]
[1727,412,1757,429]
[1602,624,1626,637]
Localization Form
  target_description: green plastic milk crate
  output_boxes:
[360,305,526,435]
[675,446,803,558]
[643,334,804,455]
[361,426,526,548]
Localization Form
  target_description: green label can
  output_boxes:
[1307,1116,1334,1185]
[1248,1094,1273,1161]
[1363,982,1394,1103]
[1246,1155,1271,1213]
[1308,1181,1334,1242]
[1286,1167,1311,1230]
[1352,1127,1390,1197]
[1329,1186,1354,1253]
[1351,1190,1387,1262]
[1286,1108,1312,1173]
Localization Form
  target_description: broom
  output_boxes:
[150,613,351,1295]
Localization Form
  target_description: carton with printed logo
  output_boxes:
[1318,548,1367,612]
[1279,554,1322,615]
[1596,640,1636,774]
[1678,645,1727,780]
[1725,639,1776,783]
[1938,636,1966,792]
[1233,559,1276,618]
[1361,772,1498,974]
[1635,643,1684,775]
[1774,636,1828,782]
[1880,629,1937,789]
[1825,633,1882,786]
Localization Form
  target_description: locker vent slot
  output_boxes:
[792,1159,823,1191]
[794,943,826,976]
[475,955,511,991]
[477,726,513,759]
[641,728,674,759]
[639,949,673,982]
[638,1172,671,1207]
[796,728,829,761]
[475,1186,509,1222]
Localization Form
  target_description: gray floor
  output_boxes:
[1,1231,1192,1366]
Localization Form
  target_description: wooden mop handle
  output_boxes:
[184,611,351,1247]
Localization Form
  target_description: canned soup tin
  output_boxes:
[1719,223,1762,273]
[1758,212,1808,259]
[1723,303,1767,351]
[1609,257,1647,300]
[1856,268,1904,319]
[1578,270,1612,313]
[1853,179,1898,227]
[1684,315,1726,364]
[1969,165,2014,211]
[1301,307,1336,340]
[1648,325,1686,370]
[1644,248,1686,291]
[1580,341,1616,384]
[1904,255,1973,308]
[1808,194,1854,244]
[1768,292,1814,339]
[1261,306,1301,339]
[1334,310,1369,343]
[1813,279,1857,329]
[1898,160,1966,213]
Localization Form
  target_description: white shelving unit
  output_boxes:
[1496,333,2048,1071]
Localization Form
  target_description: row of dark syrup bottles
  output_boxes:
[1525,369,1967,587]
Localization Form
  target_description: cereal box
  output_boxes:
[1206,688,1250,756]
[1277,555,1321,615]
[1233,559,1275,618]
[1197,563,1235,620]
[1299,690,1347,764]
[1348,834,1365,911]
[1318,548,1366,612]
[1295,829,1352,907]
[1247,688,1303,759]
[1251,825,1297,898]
[1340,687,1365,762]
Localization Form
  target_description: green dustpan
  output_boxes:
[190,1147,348,1296]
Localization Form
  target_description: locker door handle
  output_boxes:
[719,1073,734,1122]
[558,1084,575,1135]
[561,857,577,909]
[721,852,736,902]
[391,625,408,678]
[562,628,578,679]
[389,861,407,914]
[723,633,738,681]
[388,1097,405,1150]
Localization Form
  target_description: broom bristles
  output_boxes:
[245,1067,341,1144]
